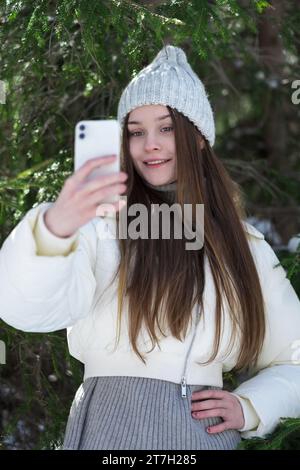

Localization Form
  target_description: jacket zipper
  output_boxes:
[180,307,201,398]
[181,376,187,398]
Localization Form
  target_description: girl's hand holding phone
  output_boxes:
[44,155,128,238]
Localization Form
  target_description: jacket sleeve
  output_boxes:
[0,202,97,332]
[232,234,300,439]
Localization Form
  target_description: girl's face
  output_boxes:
[127,105,177,186]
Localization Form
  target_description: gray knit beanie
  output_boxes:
[117,44,215,147]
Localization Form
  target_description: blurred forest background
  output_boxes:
[0,0,300,450]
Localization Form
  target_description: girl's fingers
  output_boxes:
[192,407,230,435]
[206,422,228,434]
[96,199,127,217]
[192,408,226,420]
[72,155,117,185]
[191,389,229,402]
[115,198,127,211]
[191,399,222,412]
[80,172,128,194]
[90,184,127,206]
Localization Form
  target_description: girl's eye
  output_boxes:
[129,127,173,137]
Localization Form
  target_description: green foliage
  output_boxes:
[0,0,300,450]
[0,326,83,449]
[237,418,300,450]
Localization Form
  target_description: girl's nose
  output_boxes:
[144,137,161,152]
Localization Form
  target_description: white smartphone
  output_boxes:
[74,119,121,204]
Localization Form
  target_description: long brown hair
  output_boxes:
[104,106,265,372]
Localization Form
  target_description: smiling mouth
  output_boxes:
[144,159,171,168]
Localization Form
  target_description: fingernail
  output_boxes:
[207,428,211,433]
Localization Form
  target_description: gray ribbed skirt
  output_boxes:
[63,376,241,450]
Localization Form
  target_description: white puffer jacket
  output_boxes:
[0,202,300,439]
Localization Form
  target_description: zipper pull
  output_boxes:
[181,376,187,398]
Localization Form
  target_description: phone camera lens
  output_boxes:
[79,133,85,139]
[79,124,85,130]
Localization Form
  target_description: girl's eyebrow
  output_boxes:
[127,114,171,125]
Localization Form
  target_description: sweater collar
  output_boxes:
[141,178,177,203]
[141,178,177,193]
